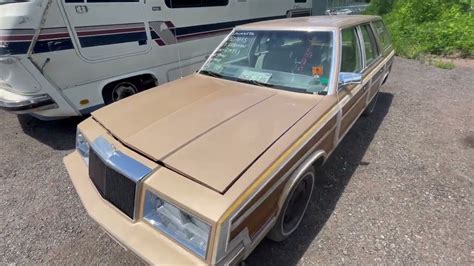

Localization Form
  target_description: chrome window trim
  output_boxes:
[90,136,152,220]
[356,25,368,70]
[337,26,364,92]
[327,29,339,96]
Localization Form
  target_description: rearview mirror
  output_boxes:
[339,72,362,86]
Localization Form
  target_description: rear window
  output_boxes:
[373,20,392,51]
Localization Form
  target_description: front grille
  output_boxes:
[89,149,137,219]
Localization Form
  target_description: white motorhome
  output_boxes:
[0,0,311,119]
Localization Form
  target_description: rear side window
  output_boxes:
[165,0,228,8]
[373,20,392,51]
[87,0,138,2]
[360,24,379,66]
[341,27,362,73]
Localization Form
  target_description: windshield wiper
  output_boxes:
[235,78,274,88]
[199,70,223,78]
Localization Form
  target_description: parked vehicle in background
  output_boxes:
[64,15,394,264]
[326,8,353,15]
[0,0,311,120]
[334,8,353,15]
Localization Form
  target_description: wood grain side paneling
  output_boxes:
[229,122,337,240]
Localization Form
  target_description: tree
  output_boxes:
[365,0,396,15]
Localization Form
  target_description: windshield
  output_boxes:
[200,30,334,95]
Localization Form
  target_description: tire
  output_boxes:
[103,81,138,105]
[363,92,379,116]
[267,166,315,242]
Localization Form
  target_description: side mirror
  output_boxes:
[338,72,362,86]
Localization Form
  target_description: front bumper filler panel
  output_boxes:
[63,151,205,265]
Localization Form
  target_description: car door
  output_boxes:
[337,26,368,139]
[60,0,151,61]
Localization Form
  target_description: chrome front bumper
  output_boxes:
[0,88,57,114]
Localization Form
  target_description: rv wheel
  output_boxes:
[268,166,315,242]
[111,82,138,102]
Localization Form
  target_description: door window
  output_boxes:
[373,20,392,51]
[340,27,362,73]
[360,24,379,66]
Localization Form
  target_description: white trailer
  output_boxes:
[0,0,311,119]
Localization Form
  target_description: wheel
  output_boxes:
[363,92,379,116]
[111,82,137,102]
[267,166,315,242]
[103,81,138,105]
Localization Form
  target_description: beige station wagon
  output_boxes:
[64,15,394,264]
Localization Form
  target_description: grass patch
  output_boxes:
[432,60,456,70]
[419,55,456,69]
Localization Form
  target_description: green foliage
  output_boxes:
[364,0,396,15]
[367,0,474,58]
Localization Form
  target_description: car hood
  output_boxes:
[92,74,323,193]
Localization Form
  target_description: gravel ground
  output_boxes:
[1,57,473,264]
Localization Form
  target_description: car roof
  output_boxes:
[237,15,381,31]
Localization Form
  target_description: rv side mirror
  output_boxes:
[338,72,362,86]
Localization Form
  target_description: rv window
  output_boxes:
[87,0,138,2]
[165,0,228,8]
[289,10,311,18]
[0,0,33,4]
[295,0,307,2]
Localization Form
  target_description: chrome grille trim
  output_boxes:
[90,136,152,220]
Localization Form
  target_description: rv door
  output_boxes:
[60,0,150,61]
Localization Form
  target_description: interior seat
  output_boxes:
[261,47,293,72]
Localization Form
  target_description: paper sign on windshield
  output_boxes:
[238,70,272,83]
[312,66,324,76]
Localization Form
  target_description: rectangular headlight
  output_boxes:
[143,191,211,258]
[76,129,90,165]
